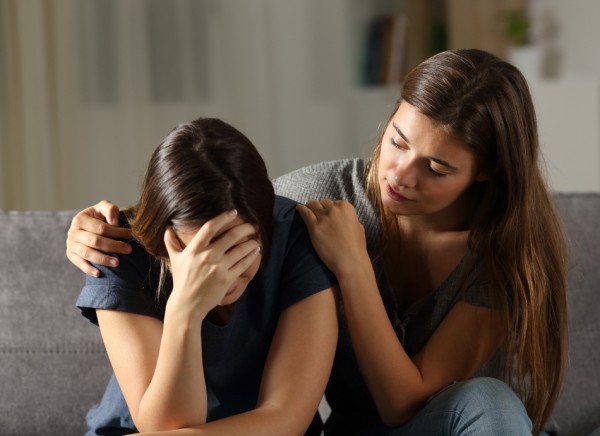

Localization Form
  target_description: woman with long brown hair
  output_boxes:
[67,49,567,435]
[295,49,567,435]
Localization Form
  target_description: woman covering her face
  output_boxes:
[75,118,338,434]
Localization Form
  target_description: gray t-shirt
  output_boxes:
[273,158,503,433]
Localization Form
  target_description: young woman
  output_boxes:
[73,117,338,435]
[67,49,567,435]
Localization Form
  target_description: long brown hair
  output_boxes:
[367,49,567,434]
[127,117,274,294]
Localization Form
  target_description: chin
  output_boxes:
[381,197,408,214]
[219,286,245,306]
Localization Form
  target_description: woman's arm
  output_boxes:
[337,273,502,425]
[66,200,132,276]
[134,287,338,436]
[97,309,208,430]
[297,200,503,426]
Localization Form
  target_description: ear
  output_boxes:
[164,227,184,257]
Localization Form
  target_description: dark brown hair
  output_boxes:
[128,117,274,287]
[367,49,567,434]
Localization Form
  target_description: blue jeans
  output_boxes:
[358,378,532,436]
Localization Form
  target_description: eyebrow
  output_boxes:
[392,123,459,171]
[393,123,410,143]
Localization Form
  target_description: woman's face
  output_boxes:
[176,216,262,306]
[378,101,481,224]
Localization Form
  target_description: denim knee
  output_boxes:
[430,377,532,435]
[357,378,532,436]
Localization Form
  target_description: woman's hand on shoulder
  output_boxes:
[296,199,370,277]
[66,200,132,276]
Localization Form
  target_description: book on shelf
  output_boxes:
[360,14,407,86]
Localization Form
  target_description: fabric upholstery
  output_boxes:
[0,211,111,435]
[0,188,598,435]
[549,194,600,436]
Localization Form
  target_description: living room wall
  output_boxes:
[0,0,598,211]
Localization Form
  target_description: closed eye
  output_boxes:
[429,158,457,176]
[428,165,447,177]
[390,137,408,150]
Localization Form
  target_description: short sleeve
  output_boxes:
[76,240,164,325]
[462,281,492,308]
[458,261,493,309]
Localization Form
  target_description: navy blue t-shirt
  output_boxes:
[77,195,336,434]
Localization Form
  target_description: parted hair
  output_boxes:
[127,117,274,284]
[366,49,567,435]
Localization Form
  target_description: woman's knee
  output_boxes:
[357,379,532,436]
[453,378,524,412]
[428,377,532,435]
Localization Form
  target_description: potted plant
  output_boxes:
[505,10,531,46]
[504,8,543,79]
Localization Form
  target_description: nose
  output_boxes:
[392,157,417,189]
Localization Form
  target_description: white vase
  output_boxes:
[507,45,544,80]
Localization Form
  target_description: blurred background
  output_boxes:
[0,0,598,211]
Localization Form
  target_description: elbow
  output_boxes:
[380,411,413,428]
[132,415,173,433]
[377,400,424,428]
[134,419,200,433]
[134,409,206,433]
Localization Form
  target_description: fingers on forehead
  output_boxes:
[186,214,258,246]
[215,221,259,245]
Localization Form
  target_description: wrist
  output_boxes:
[165,291,208,327]
[334,253,374,286]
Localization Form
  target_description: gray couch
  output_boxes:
[1,190,599,435]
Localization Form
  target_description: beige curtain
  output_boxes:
[0,0,241,211]
[0,0,63,210]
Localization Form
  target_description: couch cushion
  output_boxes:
[550,193,600,436]
[0,191,598,435]
[0,211,112,435]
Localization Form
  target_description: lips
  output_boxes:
[386,183,413,202]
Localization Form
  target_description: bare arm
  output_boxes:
[107,287,338,436]
[97,309,207,430]
[337,271,501,425]
[66,200,132,276]
[297,200,502,426]
[136,288,338,436]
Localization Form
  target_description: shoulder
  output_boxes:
[273,158,380,244]
[272,195,299,217]
[450,255,493,309]
[110,212,158,282]
[76,212,163,324]
[259,196,336,309]
[269,195,310,247]
[272,158,370,203]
